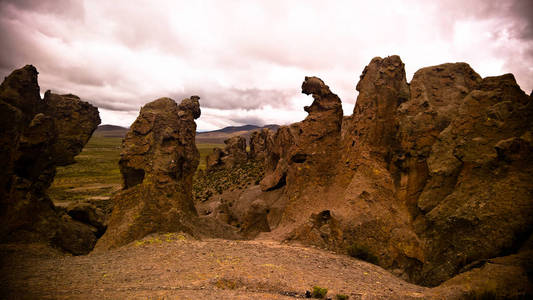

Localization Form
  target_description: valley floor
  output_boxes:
[0,236,429,299]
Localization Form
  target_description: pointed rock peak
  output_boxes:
[178,95,201,119]
[302,76,331,97]
[301,76,342,115]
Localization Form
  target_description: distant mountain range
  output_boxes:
[93,125,129,138]
[93,124,280,144]
[196,124,279,144]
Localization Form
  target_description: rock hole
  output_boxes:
[122,167,145,189]
[291,153,307,163]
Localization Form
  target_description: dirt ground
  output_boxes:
[0,234,429,299]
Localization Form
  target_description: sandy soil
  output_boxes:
[0,234,428,299]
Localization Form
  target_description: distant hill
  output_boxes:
[196,124,280,144]
[93,125,129,138]
[93,124,280,143]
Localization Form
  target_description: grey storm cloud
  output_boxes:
[171,87,295,111]
[1,0,532,130]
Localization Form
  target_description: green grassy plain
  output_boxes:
[48,136,123,204]
[197,143,224,170]
[48,136,222,205]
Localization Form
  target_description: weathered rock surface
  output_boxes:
[95,97,203,251]
[247,56,532,294]
[413,73,533,286]
[393,63,482,217]
[260,76,343,195]
[249,128,273,161]
[205,136,249,172]
[0,65,101,255]
[66,202,107,237]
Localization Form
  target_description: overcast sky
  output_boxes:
[1,0,532,131]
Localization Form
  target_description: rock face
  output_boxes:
[94,97,202,251]
[251,56,532,294]
[393,63,482,217]
[412,73,533,286]
[249,128,272,161]
[260,76,343,194]
[205,135,249,171]
[291,57,425,279]
[0,65,101,255]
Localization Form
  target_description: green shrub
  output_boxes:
[311,286,328,298]
[336,294,349,300]
[347,243,379,265]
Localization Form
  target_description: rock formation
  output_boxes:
[205,136,248,171]
[283,56,533,293]
[94,97,202,251]
[249,128,273,161]
[0,65,101,255]
[260,76,343,195]
[204,56,531,296]
[411,73,533,286]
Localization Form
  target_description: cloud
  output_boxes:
[1,0,532,131]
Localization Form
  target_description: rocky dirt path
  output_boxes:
[1,235,428,299]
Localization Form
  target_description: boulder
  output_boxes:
[66,202,106,236]
[94,97,202,251]
[0,65,101,255]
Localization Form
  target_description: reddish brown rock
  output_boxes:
[393,63,481,216]
[414,74,533,286]
[204,136,248,172]
[205,147,224,170]
[95,97,202,251]
[0,65,101,255]
[221,136,247,168]
[260,76,343,193]
[249,128,272,161]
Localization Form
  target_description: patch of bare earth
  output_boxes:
[0,235,428,299]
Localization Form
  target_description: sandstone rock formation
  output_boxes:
[0,65,101,255]
[95,97,202,251]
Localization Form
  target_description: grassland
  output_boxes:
[197,143,223,170]
[48,136,222,206]
[48,136,123,205]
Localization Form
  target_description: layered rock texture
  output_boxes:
[0,65,101,255]
[95,97,203,250]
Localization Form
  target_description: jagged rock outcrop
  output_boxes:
[393,63,482,217]
[249,128,273,161]
[205,136,248,171]
[413,73,533,286]
[221,136,247,168]
[312,56,424,279]
[94,97,202,251]
[260,76,343,193]
[0,65,101,255]
[266,56,532,294]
